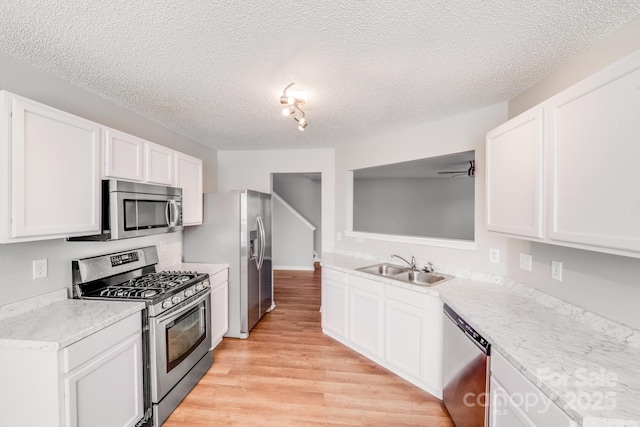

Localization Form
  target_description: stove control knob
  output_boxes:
[162,300,172,309]
[171,295,182,304]
[195,284,204,292]
[185,289,194,298]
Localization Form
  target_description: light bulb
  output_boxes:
[282,107,295,117]
[298,125,306,132]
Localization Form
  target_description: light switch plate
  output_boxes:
[336,232,342,241]
[519,253,532,272]
[489,248,500,263]
[356,237,365,243]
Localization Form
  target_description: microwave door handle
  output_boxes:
[165,201,171,227]
[169,200,178,227]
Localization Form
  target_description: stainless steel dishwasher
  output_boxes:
[443,303,491,427]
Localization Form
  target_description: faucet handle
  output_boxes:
[422,262,434,273]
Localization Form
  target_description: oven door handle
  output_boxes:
[155,289,210,324]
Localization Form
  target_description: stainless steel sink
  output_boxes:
[356,263,408,276]
[356,263,452,287]
[392,270,449,285]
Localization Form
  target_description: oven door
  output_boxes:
[149,290,212,403]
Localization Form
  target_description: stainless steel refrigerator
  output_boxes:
[183,190,273,338]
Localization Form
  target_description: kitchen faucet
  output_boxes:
[391,254,416,270]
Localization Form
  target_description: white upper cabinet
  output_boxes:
[0,92,101,243]
[486,108,544,239]
[103,128,144,181]
[1,90,205,243]
[486,49,640,257]
[545,56,640,253]
[175,152,203,225]
[145,142,175,185]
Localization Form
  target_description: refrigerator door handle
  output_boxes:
[257,215,265,269]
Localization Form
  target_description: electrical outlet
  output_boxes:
[33,259,48,279]
[356,237,365,243]
[551,260,563,281]
[489,248,500,263]
[336,232,342,241]
[159,240,166,251]
[519,253,532,272]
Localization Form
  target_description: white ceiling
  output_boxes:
[1,1,639,151]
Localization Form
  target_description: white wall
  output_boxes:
[505,15,640,329]
[272,196,315,270]
[272,173,322,255]
[353,177,474,240]
[0,52,217,306]
[334,103,509,275]
[217,148,335,256]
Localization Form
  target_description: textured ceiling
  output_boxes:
[1,1,639,151]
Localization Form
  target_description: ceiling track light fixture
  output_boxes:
[280,82,308,131]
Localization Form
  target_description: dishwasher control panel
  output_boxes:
[444,303,491,354]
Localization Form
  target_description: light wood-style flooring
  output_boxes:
[164,268,455,426]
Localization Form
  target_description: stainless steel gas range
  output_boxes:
[72,246,212,426]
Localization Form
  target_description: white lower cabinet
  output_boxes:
[384,291,429,383]
[321,268,349,341]
[0,312,144,427]
[348,276,384,359]
[210,268,229,348]
[321,267,443,397]
[490,350,572,427]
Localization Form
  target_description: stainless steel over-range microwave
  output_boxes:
[69,180,183,241]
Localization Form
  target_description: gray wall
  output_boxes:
[0,52,218,306]
[506,15,640,329]
[353,177,474,240]
[272,173,322,256]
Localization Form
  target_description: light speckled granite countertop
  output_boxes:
[0,288,145,351]
[321,252,640,427]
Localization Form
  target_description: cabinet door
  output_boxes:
[490,376,537,427]
[175,152,203,225]
[486,108,544,238]
[546,56,640,252]
[322,275,348,340]
[64,332,143,427]
[210,270,229,348]
[145,142,174,185]
[384,298,427,382]
[348,277,383,359]
[103,128,144,181]
[9,96,100,240]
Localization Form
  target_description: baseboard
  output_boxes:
[274,265,315,271]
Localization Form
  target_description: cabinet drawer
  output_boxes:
[210,269,229,288]
[350,275,382,293]
[323,267,348,284]
[491,351,572,427]
[63,312,141,373]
